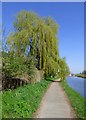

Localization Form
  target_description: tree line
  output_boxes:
[2,11,70,89]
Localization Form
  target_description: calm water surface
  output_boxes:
[66,76,86,98]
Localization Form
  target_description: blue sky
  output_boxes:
[2,2,84,73]
[0,2,2,23]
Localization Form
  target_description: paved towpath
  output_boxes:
[35,81,76,118]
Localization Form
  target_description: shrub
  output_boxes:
[2,52,37,89]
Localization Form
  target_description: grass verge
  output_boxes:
[2,79,51,118]
[60,80,86,120]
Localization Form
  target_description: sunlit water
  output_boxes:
[66,76,86,98]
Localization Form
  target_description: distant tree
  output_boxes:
[82,70,86,74]
[58,57,70,79]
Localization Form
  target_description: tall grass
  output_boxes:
[2,79,51,118]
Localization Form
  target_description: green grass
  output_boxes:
[45,76,58,81]
[2,79,51,118]
[60,80,86,120]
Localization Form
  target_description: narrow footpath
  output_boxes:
[35,81,76,118]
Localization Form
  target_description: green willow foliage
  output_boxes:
[7,11,69,78]
[58,58,70,79]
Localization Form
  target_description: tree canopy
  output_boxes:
[7,11,60,77]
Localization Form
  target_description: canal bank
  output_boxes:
[60,78,86,119]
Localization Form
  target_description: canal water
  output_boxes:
[66,76,86,98]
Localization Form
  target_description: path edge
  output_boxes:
[32,81,53,118]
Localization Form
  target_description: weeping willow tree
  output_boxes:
[7,10,69,78]
[58,57,70,79]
